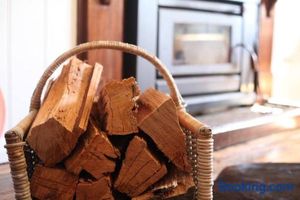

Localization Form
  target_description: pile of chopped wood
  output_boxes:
[26,58,194,200]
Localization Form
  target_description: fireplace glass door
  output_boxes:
[159,8,243,75]
[174,23,231,66]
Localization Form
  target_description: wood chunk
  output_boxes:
[65,120,119,179]
[137,88,191,172]
[154,169,195,199]
[97,77,140,135]
[30,164,78,200]
[132,193,153,200]
[76,176,114,200]
[114,136,167,197]
[27,58,103,166]
[132,163,168,197]
[79,63,103,130]
[133,168,195,200]
[42,78,54,104]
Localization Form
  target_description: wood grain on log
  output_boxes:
[78,63,103,130]
[27,58,102,166]
[30,164,78,200]
[97,77,140,135]
[76,176,114,200]
[137,88,191,172]
[114,136,167,197]
[133,168,195,200]
[65,120,119,179]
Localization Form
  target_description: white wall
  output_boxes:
[0,0,77,163]
[272,0,300,102]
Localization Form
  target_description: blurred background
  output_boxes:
[0,0,300,181]
[0,0,77,162]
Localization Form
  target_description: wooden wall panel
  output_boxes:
[258,4,275,98]
[78,0,124,84]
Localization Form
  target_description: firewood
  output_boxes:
[79,63,103,130]
[96,77,140,135]
[137,88,191,172]
[133,163,168,197]
[76,176,114,200]
[65,119,119,179]
[30,164,78,200]
[42,78,54,103]
[133,168,195,200]
[27,57,103,166]
[114,136,167,197]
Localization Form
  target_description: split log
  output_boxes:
[42,78,54,104]
[133,168,195,200]
[96,77,140,135]
[27,57,103,166]
[137,88,191,172]
[114,136,167,197]
[76,176,114,200]
[65,120,119,179]
[79,63,103,130]
[30,164,78,200]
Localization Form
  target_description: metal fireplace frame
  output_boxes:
[158,5,243,76]
[124,0,260,114]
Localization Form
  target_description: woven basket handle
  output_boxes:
[30,41,184,111]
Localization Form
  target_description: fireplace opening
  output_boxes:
[124,0,259,115]
[173,23,232,66]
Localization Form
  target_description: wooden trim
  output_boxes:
[258,3,275,98]
[77,0,88,60]
[77,0,124,83]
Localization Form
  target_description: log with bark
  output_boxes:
[27,57,103,166]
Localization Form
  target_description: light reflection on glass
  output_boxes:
[173,23,231,66]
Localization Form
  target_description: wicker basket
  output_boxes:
[4,41,213,200]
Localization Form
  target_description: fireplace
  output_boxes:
[124,0,260,114]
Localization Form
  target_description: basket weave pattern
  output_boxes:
[4,41,213,200]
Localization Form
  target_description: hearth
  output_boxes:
[124,0,260,114]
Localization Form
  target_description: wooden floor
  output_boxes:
[1,129,300,199]
[214,128,300,179]
[0,164,14,200]
[214,163,300,199]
